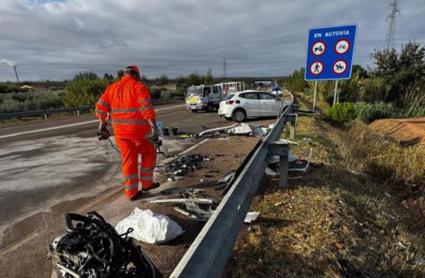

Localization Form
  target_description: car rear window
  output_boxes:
[224,94,234,100]
[259,93,275,100]
[239,93,259,100]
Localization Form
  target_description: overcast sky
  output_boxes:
[0,0,424,81]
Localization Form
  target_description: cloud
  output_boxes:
[0,59,16,67]
[0,0,424,81]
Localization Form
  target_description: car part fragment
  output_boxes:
[48,211,158,278]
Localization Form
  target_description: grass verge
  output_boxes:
[227,113,425,277]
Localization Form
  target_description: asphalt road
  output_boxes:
[0,104,233,243]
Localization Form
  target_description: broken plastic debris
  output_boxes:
[163,154,209,180]
[265,167,278,177]
[414,256,425,266]
[244,211,260,223]
[227,123,269,137]
[115,208,184,244]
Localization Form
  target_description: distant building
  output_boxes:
[20,85,35,91]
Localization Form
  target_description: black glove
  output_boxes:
[147,126,161,146]
[97,125,111,141]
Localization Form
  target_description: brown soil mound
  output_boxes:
[369,117,425,144]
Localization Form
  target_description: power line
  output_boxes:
[385,0,400,50]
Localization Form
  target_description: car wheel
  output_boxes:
[232,109,246,122]
[206,104,214,112]
[191,109,198,113]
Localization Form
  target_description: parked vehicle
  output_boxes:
[185,85,222,112]
[218,90,288,122]
[217,82,245,97]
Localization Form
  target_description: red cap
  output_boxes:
[126,64,140,74]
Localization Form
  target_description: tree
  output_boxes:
[370,41,425,108]
[285,68,308,92]
[117,69,125,79]
[204,69,213,85]
[73,71,98,81]
[187,73,202,86]
[352,64,369,79]
[158,73,169,86]
[103,73,114,80]
[64,72,108,107]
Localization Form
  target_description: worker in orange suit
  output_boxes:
[95,64,160,200]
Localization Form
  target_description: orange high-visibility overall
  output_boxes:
[95,75,156,199]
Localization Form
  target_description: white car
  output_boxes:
[218,90,288,122]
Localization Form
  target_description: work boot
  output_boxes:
[129,190,143,201]
[143,183,160,192]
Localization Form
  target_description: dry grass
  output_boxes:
[228,114,425,277]
[346,122,425,189]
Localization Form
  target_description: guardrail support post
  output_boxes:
[284,114,297,140]
[268,140,289,188]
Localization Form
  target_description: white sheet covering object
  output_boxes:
[115,208,184,244]
[227,123,269,137]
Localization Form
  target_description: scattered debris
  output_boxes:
[216,171,236,190]
[115,208,184,244]
[198,123,239,137]
[163,154,210,181]
[414,256,425,266]
[266,148,313,174]
[265,167,278,177]
[48,211,158,277]
[244,212,260,223]
[228,123,270,137]
[199,123,270,138]
[150,198,216,221]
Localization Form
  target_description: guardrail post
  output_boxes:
[44,113,48,120]
[268,140,289,188]
[284,113,297,140]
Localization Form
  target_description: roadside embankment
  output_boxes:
[228,114,425,277]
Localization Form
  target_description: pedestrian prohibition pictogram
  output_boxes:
[310,61,323,75]
[305,25,357,81]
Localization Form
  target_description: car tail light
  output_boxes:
[226,100,234,105]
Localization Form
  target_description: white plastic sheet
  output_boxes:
[227,123,269,137]
[115,208,184,244]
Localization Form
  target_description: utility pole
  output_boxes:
[13,65,20,83]
[223,57,227,78]
[385,0,400,50]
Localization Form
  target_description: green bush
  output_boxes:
[64,79,108,107]
[170,87,185,98]
[150,88,161,100]
[325,102,357,125]
[0,90,65,113]
[355,102,396,123]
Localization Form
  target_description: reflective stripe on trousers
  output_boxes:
[116,137,157,198]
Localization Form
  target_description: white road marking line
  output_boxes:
[0,104,184,140]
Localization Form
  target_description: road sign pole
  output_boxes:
[333,80,339,106]
[312,81,318,111]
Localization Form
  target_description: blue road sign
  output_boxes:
[305,24,357,81]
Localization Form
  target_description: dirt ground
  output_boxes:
[0,134,264,277]
[227,113,425,277]
[137,136,262,276]
[370,117,425,145]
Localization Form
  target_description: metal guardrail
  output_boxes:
[0,98,184,121]
[170,92,296,278]
[0,106,92,121]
